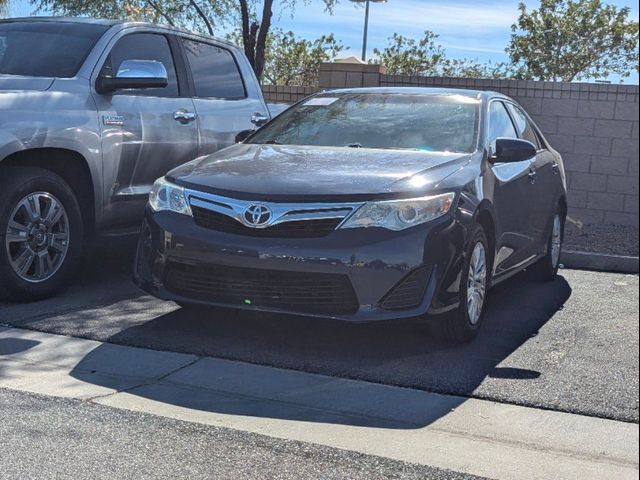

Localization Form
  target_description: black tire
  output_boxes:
[530,206,564,282]
[431,224,490,343]
[0,167,83,301]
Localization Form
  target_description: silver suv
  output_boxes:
[0,17,270,300]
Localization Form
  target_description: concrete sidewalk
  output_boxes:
[0,326,638,480]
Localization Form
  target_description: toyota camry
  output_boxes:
[133,88,567,342]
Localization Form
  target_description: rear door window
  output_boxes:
[101,33,179,97]
[182,39,246,99]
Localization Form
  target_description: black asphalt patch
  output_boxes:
[1,237,638,423]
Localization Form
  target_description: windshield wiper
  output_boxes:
[264,140,282,145]
[346,142,363,148]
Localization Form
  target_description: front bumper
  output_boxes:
[133,208,466,322]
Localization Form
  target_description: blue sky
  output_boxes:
[8,0,640,83]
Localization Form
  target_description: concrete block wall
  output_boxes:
[262,62,639,229]
[262,85,319,104]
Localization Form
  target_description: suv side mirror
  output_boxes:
[96,60,168,94]
[235,129,254,143]
[491,138,537,163]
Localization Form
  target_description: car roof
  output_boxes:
[0,16,237,49]
[0,16,120,26]
[322,87,509,102]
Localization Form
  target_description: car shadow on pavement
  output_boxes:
[0,338,40,356]
[0,338,40,380]
[68,268,572,429]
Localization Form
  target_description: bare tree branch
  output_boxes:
[239,0,255,69]
[146,0,176,26]
[254,0,274,80]
[189,0,214,35]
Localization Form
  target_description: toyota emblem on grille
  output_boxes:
[243,204,272,227]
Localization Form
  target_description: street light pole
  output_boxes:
[362,0,371,61]
[350,0,386,62]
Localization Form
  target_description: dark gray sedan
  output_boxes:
[134,88,567,342]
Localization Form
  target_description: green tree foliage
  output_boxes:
[507,0,639,81]
[0,0,10,18]
[440,58,529,79]
[371,30,520,79]
[30,0,339,81]
[371,31,445,76]
[262,29,346,85]
[31,0,235,35]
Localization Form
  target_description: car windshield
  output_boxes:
[249,93,480,153]
[0,22,109,78]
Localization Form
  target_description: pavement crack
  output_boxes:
[84,357,203,403]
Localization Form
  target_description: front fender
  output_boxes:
[0,83,103,224]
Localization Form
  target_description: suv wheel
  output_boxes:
[432,224,490,343]
[0,167,83,301]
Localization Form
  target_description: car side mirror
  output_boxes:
[491,138,537,163]
[96,60,168,94]
[235,129,254,143]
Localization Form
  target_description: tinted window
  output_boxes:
[506,103,540,148]
[182,40,245,99]
[488,101,518,143]
[102,33,178,97]
[249,93,479,153]
[0,21,108,78]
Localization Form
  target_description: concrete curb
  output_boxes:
[561,250,639,274]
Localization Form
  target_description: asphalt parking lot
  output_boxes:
[1,236,638,425]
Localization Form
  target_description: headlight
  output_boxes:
[148,177,192,216]
[340,193,455,231]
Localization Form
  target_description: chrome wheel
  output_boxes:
[467,241,487,325]
[4,192,70,283]
[551,214,562,269]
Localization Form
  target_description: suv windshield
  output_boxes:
[0,22,109,78]
[249,93,480,153]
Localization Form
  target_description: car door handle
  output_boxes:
[251,112,269,127]
[174,110,197,124]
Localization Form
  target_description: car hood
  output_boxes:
[169,144,473,201]
[0,75,55,92]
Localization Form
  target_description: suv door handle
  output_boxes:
[251,112,269,127]
[174,110,197,124]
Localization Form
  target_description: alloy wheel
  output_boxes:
[4,192,70,283]
[467,241,487,325]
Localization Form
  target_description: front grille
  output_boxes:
[379,267,431,310]
[165,262,359,315]
[192,206,342,238]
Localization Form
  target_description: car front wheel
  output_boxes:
[432,224,490,343]
[0,167,83,301]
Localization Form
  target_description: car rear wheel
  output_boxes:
[530,207,564,281]
[0,167,83,301]
[432,224,489,343]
